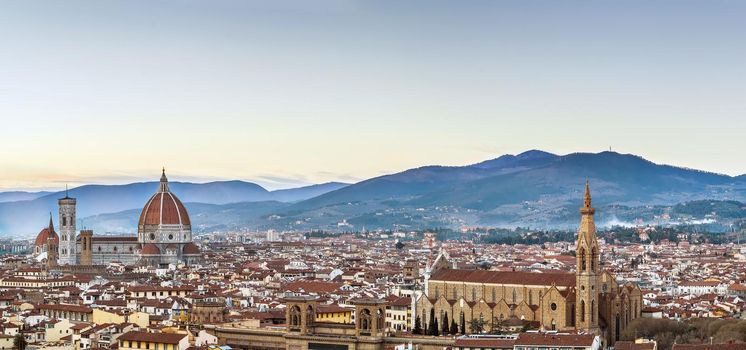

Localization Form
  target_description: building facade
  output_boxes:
[415,182,642,346]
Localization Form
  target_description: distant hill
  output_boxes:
[3,150,745,235]
[291,151,740,211]
[79,201,288,234]
[272,151,746,231]
[470,149,559,170]
[0,191,51,203]
[0,180,347,235]
[268,182,348,202]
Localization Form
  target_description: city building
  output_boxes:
[415,182,642,346]
[32,170,200,268]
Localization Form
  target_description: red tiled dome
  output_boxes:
[138,170,190,228]
[35,228,58,247]
[141,244,161,255]
[183,242,200,255]
[35,216,58,247]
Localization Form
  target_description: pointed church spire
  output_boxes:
[581,179,595,216]
[48,212,54,231]
[575,179,600,335]
[159,168,170,192]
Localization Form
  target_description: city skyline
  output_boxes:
[3,0,746,190]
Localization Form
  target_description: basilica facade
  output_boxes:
[415,182,642,346]
[34,170,201,268]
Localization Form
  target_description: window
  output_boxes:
[550,303,557,311]
[591,248,597,271]
[591,300,595,322]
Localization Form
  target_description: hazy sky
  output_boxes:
[2,0,745,191]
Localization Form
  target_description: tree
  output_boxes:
[470,318,485,334]
[491,316,505,334]
[395,241,405,250]
[442,312,450,336]
[428,309,440,336]
[413,315,422,335]
[14,334,27,350]
[460,312,466,334]
[450,319,459,335]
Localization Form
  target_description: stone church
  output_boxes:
[34,170,201,268]
[415,182,642,346]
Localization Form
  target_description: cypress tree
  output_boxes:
[442,312,450,336]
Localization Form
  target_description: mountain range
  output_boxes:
[0,181,347,235]
[2,150,745,236]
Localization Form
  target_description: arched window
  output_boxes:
[360,309,372,331]
[453,286,457,299]
[377,308,384,329]
[591,247,597,271]
[512,289,517,304]
[491,288,496,302]
[434,286,439,299]
[591,300,595,322]
[580,300,586,322]
[579,248,587,271]
[290,306,301,327]
[472,288,476,301]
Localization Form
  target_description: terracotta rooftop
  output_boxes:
[118,330,187,344]
[430,269,576,287]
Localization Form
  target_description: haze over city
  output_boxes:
[2,0,746,191]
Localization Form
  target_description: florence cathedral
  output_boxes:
[33,169,201,268]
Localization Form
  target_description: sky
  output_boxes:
[1,0,745,191]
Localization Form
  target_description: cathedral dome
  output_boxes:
[141,243,161,255]
[35,216,58,247]
[138,169,191,229]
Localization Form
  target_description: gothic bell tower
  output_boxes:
[58,188,77,265]
[576,180,600,334]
